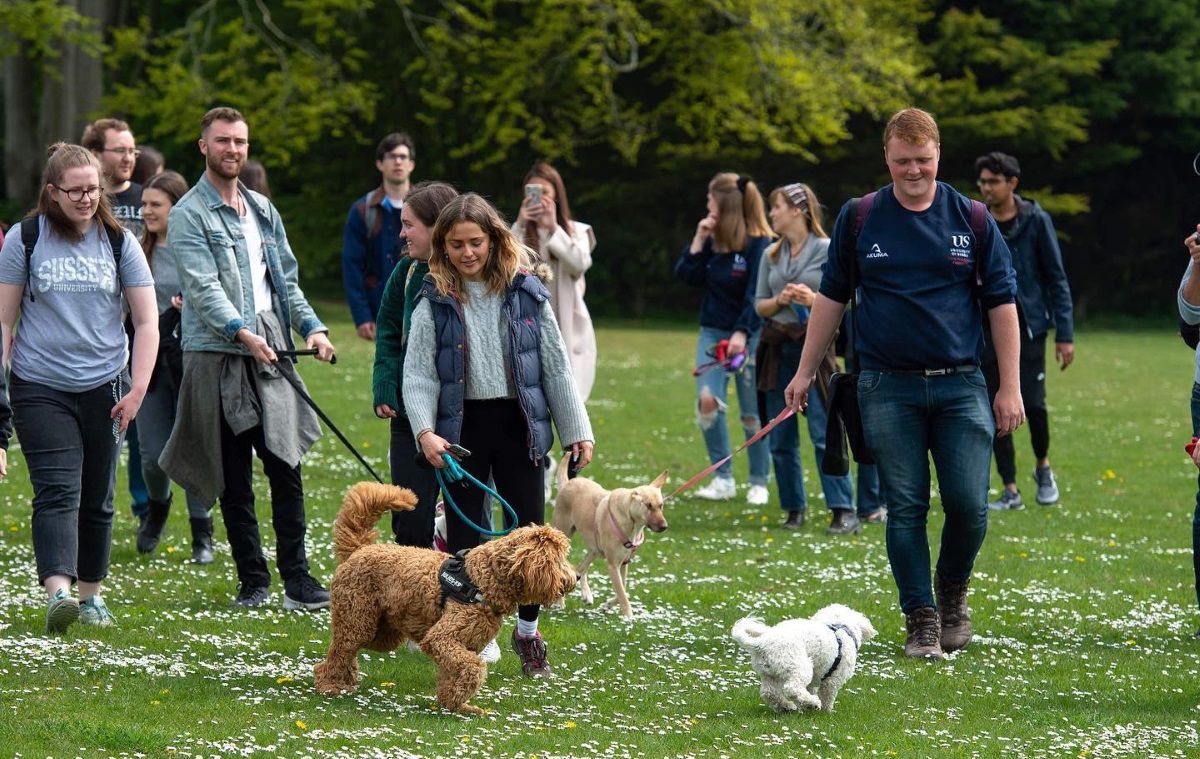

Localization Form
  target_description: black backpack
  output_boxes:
[20,215,125,302]
[1181,319,1199,350]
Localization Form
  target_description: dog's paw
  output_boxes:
[580,588,593,605]
[454,703,485,716]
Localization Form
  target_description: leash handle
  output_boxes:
[278,348,337,365]
[435,453,519,537]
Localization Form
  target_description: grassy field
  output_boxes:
[1,305,1199,758]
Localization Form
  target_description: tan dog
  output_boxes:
[314,482,575,714]
[551,455,668,619]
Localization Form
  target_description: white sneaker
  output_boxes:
[746,484,770,506]
[406,640,422,654]
[693,477,736,501]
[480,638,501,664]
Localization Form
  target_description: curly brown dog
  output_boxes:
[313,481,576,714]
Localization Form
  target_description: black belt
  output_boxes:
[887,365,977,377]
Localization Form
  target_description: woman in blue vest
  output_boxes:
[403,193,593,678]
[675,173,772,505]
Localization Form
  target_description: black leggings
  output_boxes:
[444,398,545,622]
[983,331,1050,484]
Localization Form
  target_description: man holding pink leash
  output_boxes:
[784,108,1023,660]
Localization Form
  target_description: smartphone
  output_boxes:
[524,183,543,207]
[447,443,471,459]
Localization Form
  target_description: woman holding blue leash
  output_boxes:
[404,193,593,679]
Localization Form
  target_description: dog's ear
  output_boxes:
[650,470,669,489]
[509,526,571,602]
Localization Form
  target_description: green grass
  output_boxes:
[1,306,1198,758]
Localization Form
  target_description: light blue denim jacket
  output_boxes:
[168,172,325,353]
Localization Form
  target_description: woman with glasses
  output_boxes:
[675,173,772,505]
[130,171,219,564]
[0,143,157,634]
[755,183,884,534]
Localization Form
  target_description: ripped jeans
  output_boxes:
[693,326,769,485]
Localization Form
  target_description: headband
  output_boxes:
[736,175,749,194]
[780,183,810,212]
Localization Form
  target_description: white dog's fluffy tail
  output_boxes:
[731,617,771,649]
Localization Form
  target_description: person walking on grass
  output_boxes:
[785,108,1023,659]
[0,143,158,633]
[1177,220,1200,636]
[130,170,217,564]
[755,182,884,535]
[404,193,593,677]
[161,107,334,612]
[676,173,772,506]
[343,133,416,342]
[975,152,1075,510]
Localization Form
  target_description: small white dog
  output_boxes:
[731,604,876,712]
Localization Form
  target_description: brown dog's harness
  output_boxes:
[821,623,859,681]
[438,550,502,615]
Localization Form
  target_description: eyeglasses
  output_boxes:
[383,152,412,162]
[102,148,141,158]
[976,178,1007,187]
[53,185,102,202]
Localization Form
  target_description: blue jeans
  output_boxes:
[857,369,993,612]
[694,327,769,485]
[12,374,126,584]
[1191,383,1200,612]
[764,341,853,512]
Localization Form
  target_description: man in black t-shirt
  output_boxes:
[82,118,144,239]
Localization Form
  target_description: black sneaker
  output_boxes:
[283,573,331,611]
[783,510,805,529]
[510,629,552,677]
[231,585,270,608]
[826,510,862,536]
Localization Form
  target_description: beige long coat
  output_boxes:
[513,219,597,401]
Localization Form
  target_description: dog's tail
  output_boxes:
[333,482,418,564]
[557,453,572,494]
[731,617,771,649]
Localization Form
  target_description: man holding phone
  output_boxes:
[975,152,1075,510]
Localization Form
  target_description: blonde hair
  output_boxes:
[429,193,530,300]
[34,142,120,243]
[883,107,940,148]
[766,182,828,262]
[709,173,771,253]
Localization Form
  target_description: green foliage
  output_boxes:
[0,0,101,63]
[105,0,379,169]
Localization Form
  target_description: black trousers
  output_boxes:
[445,399,545,622]
[389,415,439,547]
[218,415,310,590]
[982,331,1050,484]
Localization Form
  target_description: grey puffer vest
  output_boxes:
[419,272,553,461]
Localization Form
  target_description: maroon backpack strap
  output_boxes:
[969,198,988,287]
[853,191,877,240]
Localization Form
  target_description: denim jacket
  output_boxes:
[169,172,326,353]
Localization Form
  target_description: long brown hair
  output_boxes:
[709,172,771,253]
[430,193,528,301]
[404,181,459,227]
[33,142,121,244]
[140,171,190,268]
[766,182,828,262]
[521,161,574,252]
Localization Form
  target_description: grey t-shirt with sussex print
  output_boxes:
[0,217,153,392]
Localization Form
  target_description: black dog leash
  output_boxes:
[273,352,383,484]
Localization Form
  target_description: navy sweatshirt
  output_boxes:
[820,182,1016,372]
[674,235,770,335]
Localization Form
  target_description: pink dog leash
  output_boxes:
[665,406,796,502]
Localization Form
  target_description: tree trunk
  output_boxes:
[37,0,107,149]
[4,42,40,208]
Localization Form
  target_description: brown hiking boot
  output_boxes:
[510,629,552,677]
[935,573,973,652]
[904,606,944,659]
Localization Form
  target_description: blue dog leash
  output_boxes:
[434,453,519,537]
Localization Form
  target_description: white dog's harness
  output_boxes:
[821,623,860,681]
